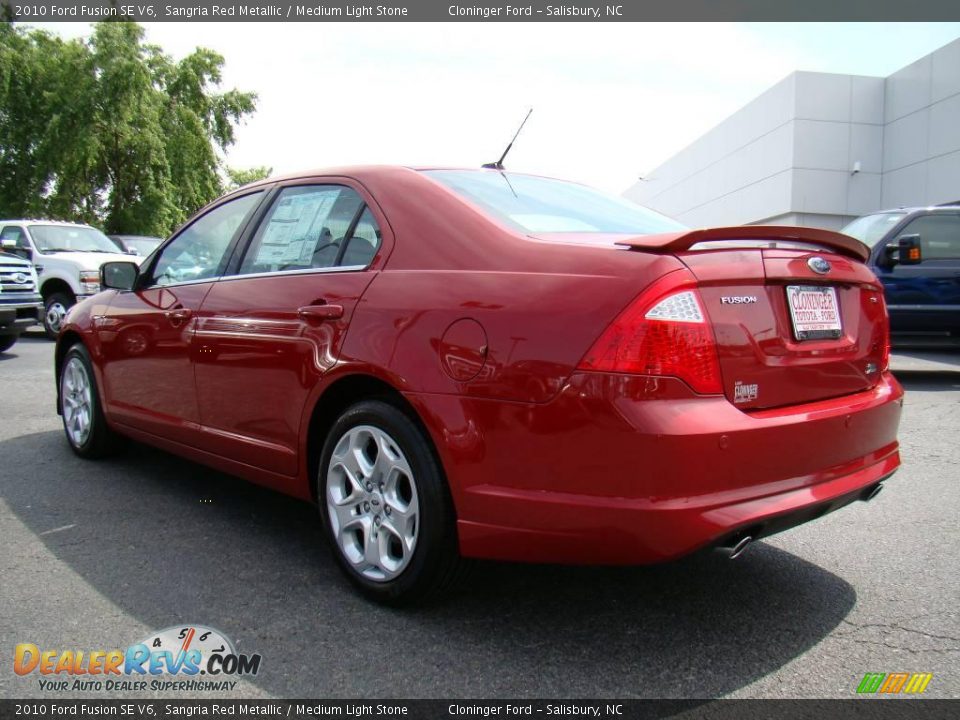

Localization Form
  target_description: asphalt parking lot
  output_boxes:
[1,333,958,700]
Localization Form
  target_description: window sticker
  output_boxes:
[254,190,339,267]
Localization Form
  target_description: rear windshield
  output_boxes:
[423,170,686,235]
[842,212,907,247]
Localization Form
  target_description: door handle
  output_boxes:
[166,307,192,325]
[298,304,344,322]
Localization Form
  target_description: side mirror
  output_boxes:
[1,238,15,249]
[898,234,922,265]
[101,261,139,291]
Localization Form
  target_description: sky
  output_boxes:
[28,22,960,193]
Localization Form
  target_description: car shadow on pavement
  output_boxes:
[2,430,857,699]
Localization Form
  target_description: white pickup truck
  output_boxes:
[0,251,43,352]
[0,220,142,338]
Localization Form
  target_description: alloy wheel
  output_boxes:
[326,425,420,581]
[61,356,93,447]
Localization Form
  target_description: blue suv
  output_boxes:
[843,206,960,349]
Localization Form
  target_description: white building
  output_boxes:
[623,38,960,230]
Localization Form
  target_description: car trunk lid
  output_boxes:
[616,227,887,409]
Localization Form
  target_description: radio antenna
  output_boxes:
[482,108,533,170]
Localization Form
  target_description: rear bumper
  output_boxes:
[410,371,904,564]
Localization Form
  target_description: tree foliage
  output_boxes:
[0,22,257,236]
[226,165,272,190]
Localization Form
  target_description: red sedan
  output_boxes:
[56,166,903,603]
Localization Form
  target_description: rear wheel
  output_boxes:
[0,335,17,353]
[44,291,74,339]
[318,399,465,604]
[59,343,124,458]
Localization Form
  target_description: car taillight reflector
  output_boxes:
[578,271,723,394]
[645,290,704,323]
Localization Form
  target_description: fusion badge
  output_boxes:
[721,296,758,304]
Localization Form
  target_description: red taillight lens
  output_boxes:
[878,292,891,371]
[578,270,723,394]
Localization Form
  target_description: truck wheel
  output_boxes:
[44,292,74,339]
[0,335,17,353]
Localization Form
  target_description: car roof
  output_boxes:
[232,164,570,192]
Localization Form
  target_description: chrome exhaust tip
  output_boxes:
[728,535,753,560]
[864,483,884,502]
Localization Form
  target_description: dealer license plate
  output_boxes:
[786,285,842,340]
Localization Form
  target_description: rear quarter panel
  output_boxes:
[342,167,687,403]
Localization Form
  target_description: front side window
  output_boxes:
[28,225,118,254]
[423,170,686,236]
[238,185,380,275]
[150,192,263,287]
[895,214,960,260]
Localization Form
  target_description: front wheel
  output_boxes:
[59,343,124,458]
[318,399,466,605]
[0,334,17,353]
[44,292,75,339]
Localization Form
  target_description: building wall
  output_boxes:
[623,38,960,230]
[881,38,960,208]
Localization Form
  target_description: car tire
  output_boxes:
[0,335,17,353]
[318,399,467,605]
[59,343,125,458]
[44,292,75,340]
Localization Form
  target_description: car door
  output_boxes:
[874,212,960,334]
[97,190,266,444]
[192,181,388,479]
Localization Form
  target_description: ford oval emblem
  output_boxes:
[808,257,831,274]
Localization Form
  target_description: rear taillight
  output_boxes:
[578,270,723,394]
[878,291,891,372]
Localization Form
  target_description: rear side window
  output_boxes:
[238,185,380,274]
[340,207,381,267]
[895,214,960,260]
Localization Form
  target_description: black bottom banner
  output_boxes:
[0,700,957,720]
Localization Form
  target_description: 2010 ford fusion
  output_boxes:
[55,166,903,603]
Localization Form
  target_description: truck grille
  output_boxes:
[0,263,37,293]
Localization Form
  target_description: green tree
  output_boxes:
[0,22,256,236]
[226,165,272,190]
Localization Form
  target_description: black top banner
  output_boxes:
[3,0,960,22]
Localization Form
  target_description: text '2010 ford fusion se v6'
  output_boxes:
[55,166,903,604]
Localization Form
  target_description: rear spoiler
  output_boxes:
[615,225,870,262]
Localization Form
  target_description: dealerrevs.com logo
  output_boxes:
[14,625,262,693]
